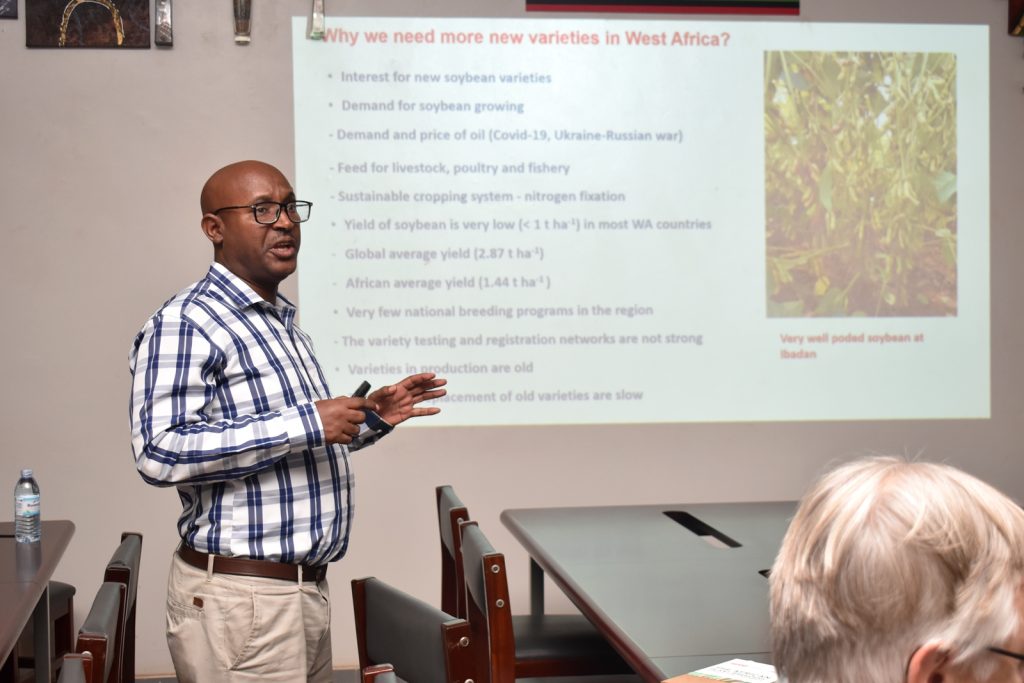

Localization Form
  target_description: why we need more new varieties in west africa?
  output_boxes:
[326,27,728,48]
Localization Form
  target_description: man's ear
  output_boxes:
[907,642,951,683]
[201,214,224,246]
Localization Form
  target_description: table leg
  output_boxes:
[529,558,545,616]
[30,584,51,683]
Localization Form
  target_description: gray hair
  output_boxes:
[770,456,1024,683]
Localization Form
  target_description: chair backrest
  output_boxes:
[436,485,470,618]
[75,581,125,683]
[103,532,142,683]
[361,663,399,683]
[57,653,93,683]
[459,521,516,683]
[352,576,477,683]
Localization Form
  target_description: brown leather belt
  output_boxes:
[177,545,327,583]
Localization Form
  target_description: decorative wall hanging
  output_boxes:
[155,0,172,46]
[26,0,150,48]
[308,0,325,40]
[0,0,17,20]
[233,0,250,44]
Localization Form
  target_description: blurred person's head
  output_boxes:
[770,456,1024,683]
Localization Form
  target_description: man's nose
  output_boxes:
[273,211,297,230]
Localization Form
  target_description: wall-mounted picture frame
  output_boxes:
[0,0,17,19]
[26,0,151,48]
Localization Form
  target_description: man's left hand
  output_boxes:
[368,373,447,426]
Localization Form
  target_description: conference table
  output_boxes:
[0,520,75,683]
[500,502,796,682]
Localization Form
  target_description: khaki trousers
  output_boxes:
[165,550,333,682]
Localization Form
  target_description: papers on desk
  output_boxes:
[666,658,778,683]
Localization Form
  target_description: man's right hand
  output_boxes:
[314,397,378,444]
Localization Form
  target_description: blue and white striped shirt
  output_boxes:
[129,263,388,565]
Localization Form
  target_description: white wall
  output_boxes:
[1,0,1022,674]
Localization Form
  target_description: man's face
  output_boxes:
[204,163,300,301]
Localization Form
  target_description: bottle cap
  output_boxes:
[21,469,32,478]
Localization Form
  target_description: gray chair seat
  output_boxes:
[512,614,630,672]
[17,579,77,672]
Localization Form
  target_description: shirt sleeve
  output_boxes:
[129,312,327,487]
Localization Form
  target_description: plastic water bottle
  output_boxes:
[14,469,41,543]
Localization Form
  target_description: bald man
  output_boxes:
[129,161,446,682]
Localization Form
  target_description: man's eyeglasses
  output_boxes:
[212,200,313,225]
[989,646,1024,663]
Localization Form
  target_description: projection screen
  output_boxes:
[293,17,988,427]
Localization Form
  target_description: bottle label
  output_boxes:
[16,494,40,518]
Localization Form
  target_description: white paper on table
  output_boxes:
[687,659,778,682]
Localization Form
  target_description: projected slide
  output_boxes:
[292,17,989,426]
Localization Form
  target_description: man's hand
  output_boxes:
[368,373,447,426]
[314,397,378,444]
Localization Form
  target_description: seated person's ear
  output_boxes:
[908,643,948,683]
[907,642,971,683]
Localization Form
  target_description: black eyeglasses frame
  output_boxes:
[989,646,1024,662]
[211,200,313,225]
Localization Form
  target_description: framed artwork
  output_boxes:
[26,0,151,48]
[525,0,799,14]
[0,0,16,19]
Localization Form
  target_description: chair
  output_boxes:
[438,486,633,679]
[57,653,93,683]
[352,576,478,683]
[436,485,470,618]
[361,663,398,683]
[459,520,634,682]
[73,581,125,683]
[50,581,77,664]
[16,580,76,676]
[103,532,142,683]
[64,532,141,683]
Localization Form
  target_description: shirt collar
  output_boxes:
[206,262,297,320]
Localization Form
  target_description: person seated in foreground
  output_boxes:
[770,456,1024,683]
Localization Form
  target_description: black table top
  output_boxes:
[0,520,75,665]
[501,502,795,682]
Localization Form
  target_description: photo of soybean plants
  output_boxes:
[765,51,957,317]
